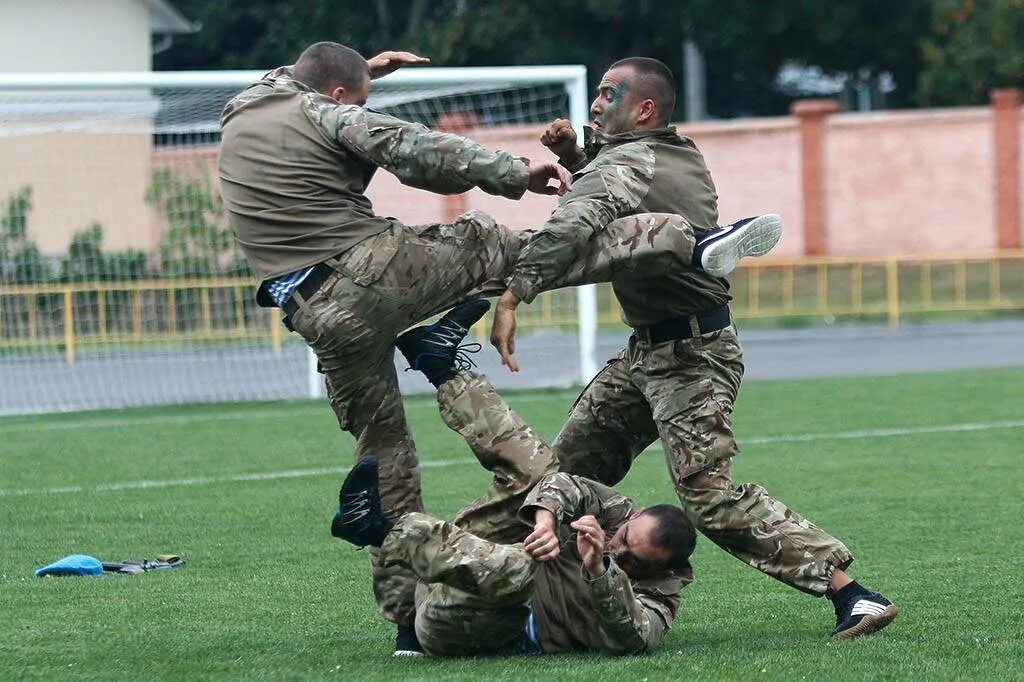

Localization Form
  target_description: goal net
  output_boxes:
[0,67,602,415]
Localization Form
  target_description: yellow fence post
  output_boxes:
[748,267,760,315]
[97,289,107,340]
[132,289,143,339]
[201,287,212,335]
[270,307,283,352]
[28,294,37,341]
[167,288,177,335]
[817,263,828,312]
[234,286,245,333]
[886,258,900,328]
[851,265,863,314]
[990,259,1002,305]
[954,260,967,308]
[63,288,75,365]
[783,267,794,313]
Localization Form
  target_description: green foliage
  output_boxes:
[0,186,51,285]
[59,222,149,282]
[155,0,941,115]
[145,168,248,278]
[919,0,1024,105]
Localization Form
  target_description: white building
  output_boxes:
[0,0,196,72]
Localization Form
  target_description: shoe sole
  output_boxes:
[834,605,899,640]
[702,213,783,277]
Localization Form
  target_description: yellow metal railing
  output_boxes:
[597,251,1024,328]
[2,253,1022,364]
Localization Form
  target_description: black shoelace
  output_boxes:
[452,342,482,372]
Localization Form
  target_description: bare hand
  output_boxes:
[368,51,430,79]
[570,515,606,578]
[490,290,521,372]
[540,119,584,166]
[524,509,560,562]
[526,161,572,196]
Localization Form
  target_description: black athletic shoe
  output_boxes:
[831,584,899,639]
[394,623,425,657]
[330,457,393,548]
[396,299,490,387]
[692,213,783,277]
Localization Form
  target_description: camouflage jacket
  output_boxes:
[519,472,691,654]
[219,67,531,285]
[507,126,729,326]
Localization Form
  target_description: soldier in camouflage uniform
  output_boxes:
[332,364,697,656]
[219,43,766,651]
[490,57,898,639]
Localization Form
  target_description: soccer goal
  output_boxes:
[0,66,602,415]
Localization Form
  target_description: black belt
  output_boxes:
[632,305,731,345]
[282,262,338,319]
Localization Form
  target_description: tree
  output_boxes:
[0,186,50,284]
[60,222,149,282]
[919,0,1024,106]
[146,168,244,278]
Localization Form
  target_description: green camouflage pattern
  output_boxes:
[553,326,853,596]
[287,211,703,625]
[379,372,685,655]
[506,138,657,303]
[379,512,536,657]
[507,126,723,324]
[223,67,530,201]
[438,372,559,546]
[308,100,530,199]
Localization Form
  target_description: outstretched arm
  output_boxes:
[306,101,571,198]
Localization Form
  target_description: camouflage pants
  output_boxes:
[377,371,557,656]
[287,211,697,624]
[552,326,853,596]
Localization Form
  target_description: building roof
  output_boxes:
[147,0,200,34]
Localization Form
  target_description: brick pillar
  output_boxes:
[436,112,479,223]
[991,88,1022,250]
[791,99,840,256]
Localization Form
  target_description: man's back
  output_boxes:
[219,69,392,283]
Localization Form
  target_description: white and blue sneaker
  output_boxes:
[693,213,783,277]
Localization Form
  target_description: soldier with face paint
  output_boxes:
[490,57,898,640]
[220,43,780,655]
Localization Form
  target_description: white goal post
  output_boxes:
[0,65,600,414]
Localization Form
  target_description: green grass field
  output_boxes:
[2,368,1022,680]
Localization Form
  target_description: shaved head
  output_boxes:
[609,57,677,126]
[293,42,369,95]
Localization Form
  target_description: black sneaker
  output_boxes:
[692,214,783,277]
[832,587,899,639]
[330,457,393,548]
[394,623,425,657]
[396,299,490,387]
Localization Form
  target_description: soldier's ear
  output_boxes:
[328,85,345,102]
[636,99,656,124]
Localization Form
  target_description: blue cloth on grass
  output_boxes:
[35,554,103,577]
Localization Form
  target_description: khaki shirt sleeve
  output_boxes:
[519,472,635,528]
[585,558,679,654]
[506,142,656,303]
[304,98,531,199]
